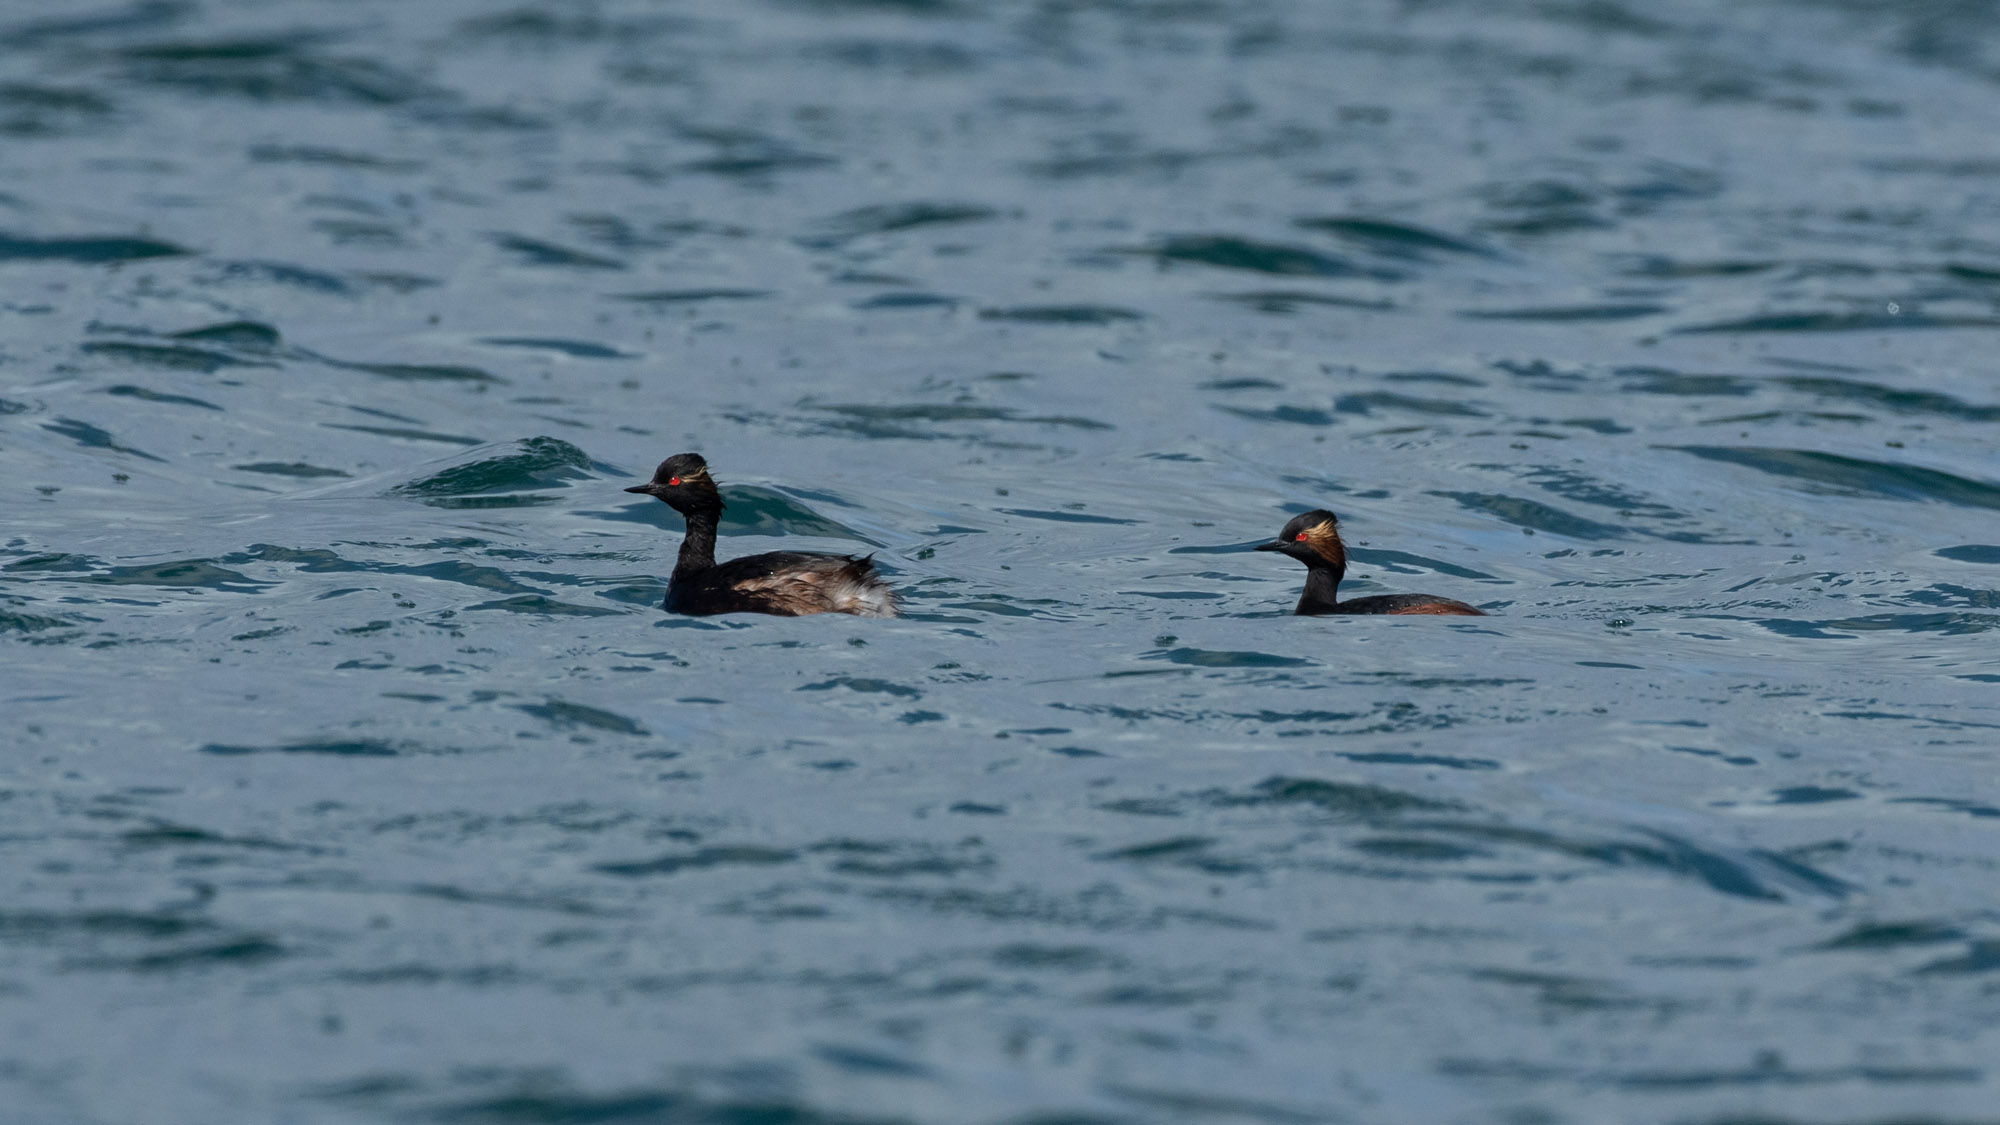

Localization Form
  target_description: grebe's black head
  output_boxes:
[1255,509,1345,569]
[624,452,723,514]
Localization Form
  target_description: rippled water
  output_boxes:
[4,1,2000,1122]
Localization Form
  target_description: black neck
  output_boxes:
[1295,562,1344,614]
[674,502,720,577]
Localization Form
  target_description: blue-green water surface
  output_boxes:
[4,2,2000,1122]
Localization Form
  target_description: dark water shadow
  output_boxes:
[800,200,998,248]
[390,437,611,505]
[1295,215,1500,261]
[1770,376,2000,421]
[979,304,1143,324]
[1430,491,1630,540]
[0,232,187,262]
[1740,612,2000,638]
[41,417,166,460]
[1459,304,1667,321]
[1142,647,1315,669]
[202,739,402,756]
[1130,234,1402,280]
[1666,447,2000,509]
[1679,311,2000,333]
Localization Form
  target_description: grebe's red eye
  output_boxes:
[668,476,681,486]
[1294,532,1307,541]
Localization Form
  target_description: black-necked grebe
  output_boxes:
[623,453,899,618]
[1256,509,1484,616]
